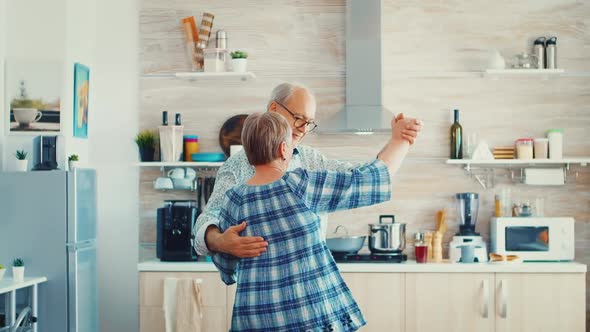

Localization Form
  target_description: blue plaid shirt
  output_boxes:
[212,160,391,332]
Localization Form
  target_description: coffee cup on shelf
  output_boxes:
[154,177,174,190]
[184,168,196,180]
[167,168,186,179]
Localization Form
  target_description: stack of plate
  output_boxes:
[493,146,515,159]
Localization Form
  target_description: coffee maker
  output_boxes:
[32,135,59,170]
[449,193,488,262]
[157,200,198,261]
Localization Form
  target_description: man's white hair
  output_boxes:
[267,82,315,111]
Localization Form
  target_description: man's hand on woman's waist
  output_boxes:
[206,222,268,258]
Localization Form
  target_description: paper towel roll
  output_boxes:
[524,168,565,185]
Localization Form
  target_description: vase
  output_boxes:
[12,266,24,282]
[139,146,155,162]
[15,159,28,172]
[232,58,248,73]
[68,160,79,171]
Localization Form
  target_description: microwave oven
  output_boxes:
[490,217,574,261]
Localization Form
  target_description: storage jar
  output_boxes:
[515,138,533,160]
[547,129,563,160]
[533,138,549,159]
[203,48,226,73]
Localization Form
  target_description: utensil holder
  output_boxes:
[159,125,184,162]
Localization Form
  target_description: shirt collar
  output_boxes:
[293,147,300,156]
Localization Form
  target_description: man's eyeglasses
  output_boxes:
[274,100,318,132]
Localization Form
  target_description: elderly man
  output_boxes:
[193,82,422,258]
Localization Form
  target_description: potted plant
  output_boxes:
[230,51,248,73]
[135,130,157,162]
[0,264,5,281]
[12,258,24,282]
[68,154,79,171]
[15,150,28,172]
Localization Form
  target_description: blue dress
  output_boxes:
[212,160,391,331]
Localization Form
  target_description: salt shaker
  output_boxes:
[546,37,557,69]
[533,37,546,69]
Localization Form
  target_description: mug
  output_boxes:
[13,108,42,126]
[167,168,185,179]
[184,168,196,180]
[154,177,174,190]
[459,245,481,263]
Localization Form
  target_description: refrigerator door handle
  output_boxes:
[66,239,96,251]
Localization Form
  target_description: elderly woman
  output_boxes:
[212,112,415,332]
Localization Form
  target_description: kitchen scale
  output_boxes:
[331,253,407,263]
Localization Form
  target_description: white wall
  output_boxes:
[91,0,139,331]
[1,0,139,330]
[1,0,66,170]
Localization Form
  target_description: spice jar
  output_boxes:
[495,194,502,217]
[515,138,534,160]
[547,129,564,160]
[415,232,428,263]
[183,135,199,161]
[533,138,548,159]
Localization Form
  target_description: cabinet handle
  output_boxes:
[499,280,508,319]
[481,279,489,318]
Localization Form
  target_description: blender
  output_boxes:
[449,193,488,262]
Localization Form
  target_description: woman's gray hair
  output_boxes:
[241,112,293,166]
[266,82,315,111]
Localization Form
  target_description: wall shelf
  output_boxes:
[484,68,565,79]
[387,70,590,79]
[446,158,589,189]
[136,161,224,167]
[446,158,589,168]
[141,72,256,81]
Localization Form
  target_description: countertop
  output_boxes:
[138,259,587,273]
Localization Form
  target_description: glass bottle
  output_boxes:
[450,109,463,159]
[162,111,168,126]
[415,232,428,263]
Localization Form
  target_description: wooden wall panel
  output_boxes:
[140,0,590,318]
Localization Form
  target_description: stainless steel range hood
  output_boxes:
[318,0,392,134]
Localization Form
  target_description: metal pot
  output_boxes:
[368,215,406,253]
[326,225,366,254]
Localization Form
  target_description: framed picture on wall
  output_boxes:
[73,63,89,139]
[4,58,62,134]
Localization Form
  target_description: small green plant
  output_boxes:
[230,51,248,59]
[11,98,45,109]
[68,154,79,162]
[12,258,24,267]
[135,130,157,148]
[15,150,27,160]
[0,263,5,269]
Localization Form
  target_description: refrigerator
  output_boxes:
[0,169,98,332]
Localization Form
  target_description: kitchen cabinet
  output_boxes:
[405,272,585,332]
[405,273,495,332]
[139,272,230,332]
[494,273,585,332]
[342,273,405,332]
[139,269,585,332]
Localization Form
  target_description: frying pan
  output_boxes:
[219,114,248,157]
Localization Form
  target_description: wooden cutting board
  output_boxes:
[218,114,248,157]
